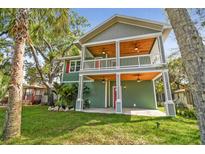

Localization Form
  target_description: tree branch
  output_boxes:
[51,43,74,76]
[28,39,49,88]
[0,30,8,37]
[35,46,49,62]
[43,38,53,52]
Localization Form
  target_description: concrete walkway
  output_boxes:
[82,108,166,117]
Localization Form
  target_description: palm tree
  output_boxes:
[165,8,205,144]
[2,8,29,141]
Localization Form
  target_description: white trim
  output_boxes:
[80,65,166,76]
[80,70,164,76]
[152,79,158,109]
[55,55,81,61]
[61,60,65,83]
[83,32,162,47]
[84,76,95,81]
[61,80,94,83]
[153,72,162,81]
[84,57,116,62]
[69,59,81,73]
[115,15,170,28]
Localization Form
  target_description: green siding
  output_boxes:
[62,60,79,82]
[110,80,156,109]
[85,81,105,108]
[63,72,79,82]
[62,79,156,109]
[87,23,160,43]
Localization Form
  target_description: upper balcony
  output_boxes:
[81,35,166,73]
[83,54,161,70]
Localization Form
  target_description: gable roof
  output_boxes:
[75,14,172,48]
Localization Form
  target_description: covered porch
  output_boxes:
[76,71,176,116]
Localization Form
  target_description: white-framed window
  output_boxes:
[69,60,81,73]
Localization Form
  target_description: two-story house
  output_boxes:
[60,15,176,116]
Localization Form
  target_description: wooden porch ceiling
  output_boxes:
[87,72,161,81]
[87,38,156,57]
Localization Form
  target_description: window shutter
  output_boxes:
[66,61,70,73]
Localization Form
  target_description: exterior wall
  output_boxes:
[84,80,156,109]
[62,60,79,82]
[110,80,156,109]
[63,72,79,82]
[85,81,105,108]
[87,23,160,43]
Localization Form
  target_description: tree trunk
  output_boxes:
[2,8,29,141]
[166,8,205,144]
[47,87,54,106]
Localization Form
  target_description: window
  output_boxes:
[70,61,76,72]
[35,90,41,95]
[69,60,81,73]
[76,61,81,71]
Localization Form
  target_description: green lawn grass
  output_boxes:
[0,106,200,144]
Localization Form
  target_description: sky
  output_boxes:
[73,8,179,57]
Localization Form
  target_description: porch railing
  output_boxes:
[83,54,162,70]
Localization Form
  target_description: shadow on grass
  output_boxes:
[20,108,173,139]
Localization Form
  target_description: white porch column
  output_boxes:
[115,41,122,113]
[116,73,122,113]
[105,79,108,108]
[108,80,111,107]
[76,46,85,111]
[157,35,166,64]
[76,75,84,111]
[162,70,176,116]
[116,41,120,69]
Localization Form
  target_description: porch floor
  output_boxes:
[82,108,166,116]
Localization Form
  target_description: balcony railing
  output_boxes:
[83,54,161,70]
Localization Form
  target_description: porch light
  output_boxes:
[136,74,142,83]
[102,51,106,54]
[134,47,138,51]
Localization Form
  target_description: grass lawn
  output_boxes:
[0,105,200,144]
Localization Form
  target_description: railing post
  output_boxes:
[138,57,140,67]
[105,54,108,69]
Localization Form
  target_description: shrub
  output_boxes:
[176,108,197,119]
[54,83,90,109]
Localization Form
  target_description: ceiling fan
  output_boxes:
[101,47,108,55]
[136,74,142,83]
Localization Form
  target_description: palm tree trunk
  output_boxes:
[2,8,29,141]
[166,8,205,144]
